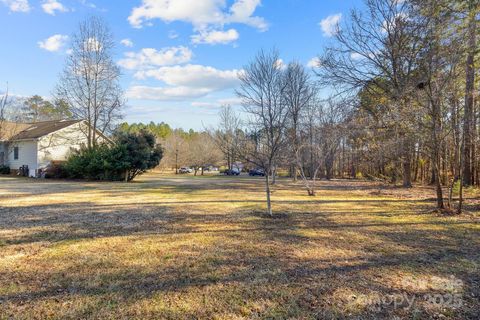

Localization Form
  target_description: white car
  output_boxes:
[179,167,193,174]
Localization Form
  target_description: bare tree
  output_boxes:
[0,85,8,156]
[161,131,189,173]
[317,0,426,187]
[56,16,124,148]
[236,49,289,216]
[0,85,8,136]
[294,97,349,196]
[318,99,349,180]
[189,133,222,175]
[0,85,7,122]
[413,0,465,210]
[295,98,323,196]
[284,62,315,181]
[210,105,243,170]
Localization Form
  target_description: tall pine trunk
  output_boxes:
[463,6,476,186]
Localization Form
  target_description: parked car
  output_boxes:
[178,167,193,174]
[203,166,219,172]
[223,168,240,176]
[249,168,265,176]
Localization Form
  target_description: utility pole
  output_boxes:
[175,148,178,174]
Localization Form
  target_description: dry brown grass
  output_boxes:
[0,174,479,319]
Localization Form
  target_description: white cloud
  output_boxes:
[118,46,193,70]
[350,52,363,60]
[41,0,68,15]
[307,57,321,68]
[191,101,218,108]
[1,0,30,12]
[319,13,341,37]
[134,64,240,90]
[78,0,96,9]
[168,30,179,39]
[38,34,69,52]
[190,97,242,109]
[126,64,241,101]
[191,28,239,45]
[126,86,212,101]
[217,97,242,106]
[128,0,268,32]
[228,0,268,31]
[120,38,134,47]
[274,58,285,70]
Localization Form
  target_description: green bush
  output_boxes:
[64,130,163,181]
[0,165,10,174]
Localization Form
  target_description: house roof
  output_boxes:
[1,119,82,141]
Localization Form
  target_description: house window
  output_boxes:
[14,147,19,160]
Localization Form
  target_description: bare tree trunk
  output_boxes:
[434,162,444,209]
[458,148,464,214]
[402,156,412,188]
[351,147,356,179]
[92,117,98,147]
[265,171,272,216]
[472,111,477,184]
[414,143,420,182]
[430,164,436,185]
[458,109,466,214]
[432,97,444,209]
[271,165,276,185]
[341,139,345,178]
[175,149,178,174]
[402,140,413,188]
[87,121,92,149]
[325,152,334,180]
[463,6,476,186]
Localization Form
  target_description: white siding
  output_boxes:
[37,121,108,168]
[2,121,109,176]
[5,140,38,175]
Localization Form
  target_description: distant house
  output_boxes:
[0,119,109,177]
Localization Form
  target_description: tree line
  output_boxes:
[211,0,479,215]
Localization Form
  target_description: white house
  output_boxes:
[0,119,109,177]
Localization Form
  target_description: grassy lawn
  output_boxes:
[0,173,479,319]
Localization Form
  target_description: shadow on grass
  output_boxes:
[0,177,479,319]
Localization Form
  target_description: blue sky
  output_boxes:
[0,0,362,129]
